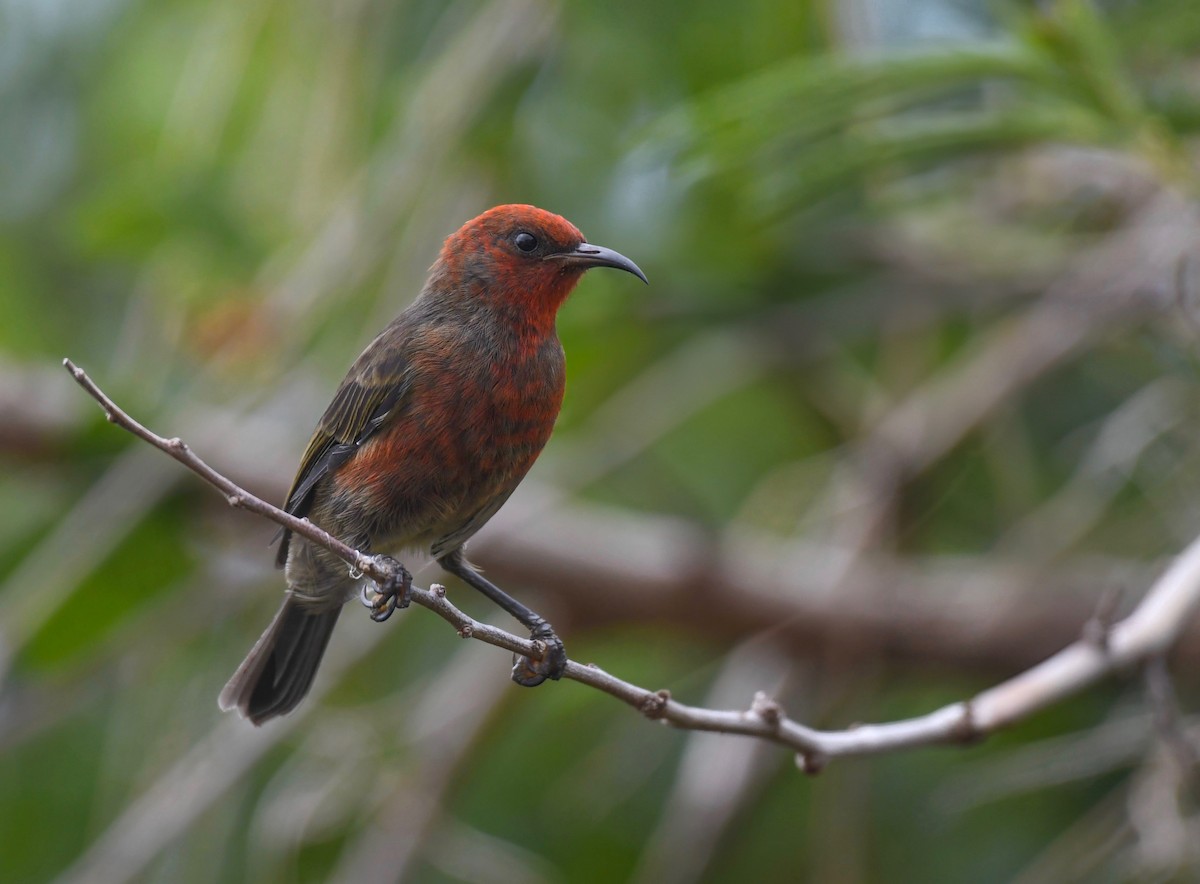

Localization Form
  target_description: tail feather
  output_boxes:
[219,598,342,725]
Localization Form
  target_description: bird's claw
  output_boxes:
[511,621,567,687]
[359,584,398,622]
[358,556,412,623]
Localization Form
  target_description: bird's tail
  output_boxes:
[219,597,342,725]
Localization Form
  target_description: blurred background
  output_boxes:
[3,0,1200,880]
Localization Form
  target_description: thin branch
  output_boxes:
[63,360,380,586]
[63,358,1200,769]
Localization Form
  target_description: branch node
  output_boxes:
[1081,586,1124,653]
[227,494,243,507]
[750,691,784,730]
[457,624,474,640]
[431,583,447,599]
[639,689,671,719]
[63,358,87,384]
[950,701,984,745]
[797,752,828,776]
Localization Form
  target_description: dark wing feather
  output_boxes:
[275,335,413,566]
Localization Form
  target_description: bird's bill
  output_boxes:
[549,243,648,284]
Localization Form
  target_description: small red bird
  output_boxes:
[220,204,646,724]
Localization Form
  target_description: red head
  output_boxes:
[427,204,646,332]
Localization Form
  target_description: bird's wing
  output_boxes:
[275,338,413,566]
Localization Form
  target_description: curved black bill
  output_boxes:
[551,243,648,284]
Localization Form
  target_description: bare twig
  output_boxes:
[12,371,1195,682]
[63,358,1200,768]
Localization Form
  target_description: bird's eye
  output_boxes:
[514,232,538,253]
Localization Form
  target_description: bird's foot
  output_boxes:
[358,555,412,623]
[512,621,567,687]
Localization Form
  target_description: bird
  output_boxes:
[219,204,647,725]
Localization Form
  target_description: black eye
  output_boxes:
[514,232,538,253]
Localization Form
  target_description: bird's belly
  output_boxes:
[331,390,558,554]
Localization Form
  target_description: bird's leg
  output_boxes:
[359,554,412,623]
[437,549,566,686]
